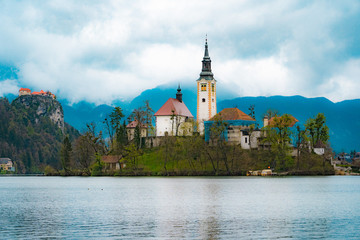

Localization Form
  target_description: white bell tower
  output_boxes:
[196,38,217,134]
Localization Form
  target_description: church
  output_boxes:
[154,38,217,136]
[154,85,194,136]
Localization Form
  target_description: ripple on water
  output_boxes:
[0,176,359,239]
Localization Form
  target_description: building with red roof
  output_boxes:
[19,88,31,96]
[154,86,194,136]
[126,120,148,141]
[204,107,258,149]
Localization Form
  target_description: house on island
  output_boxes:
[0,158,15,172]
[101,155,125,171]
[154,86,194,136]
[126,120,147,141]
[204,108,257,149]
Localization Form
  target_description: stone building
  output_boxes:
[204,108,257,149]
[126,120,147,141]
[19,88,31,96]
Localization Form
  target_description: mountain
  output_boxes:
[0,95,79,173]
[60,101,118,133]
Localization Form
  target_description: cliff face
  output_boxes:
[0,97,79,173]
[12,95,64,132]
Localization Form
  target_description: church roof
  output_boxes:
[154,98,193,118]
[210,108,255,121]
[126,120,147,129]
[268,115,299,127]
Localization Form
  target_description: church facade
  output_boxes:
[154,86,194,136]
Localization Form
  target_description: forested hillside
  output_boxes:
[0,97,79,173]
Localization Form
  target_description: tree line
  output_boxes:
[56,102,333,176]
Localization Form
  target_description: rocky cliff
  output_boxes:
[12,95,65,132]
[0,97,79,173]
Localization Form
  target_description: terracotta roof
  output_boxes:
[19,88,31,92]
[32,90,46,95]
[101,155,122,163]
[210,108,255,121]
[268,115,298,127]
[126,120,147,128]
[154,98,193,118]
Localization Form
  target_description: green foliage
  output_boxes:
[44,165,58,176]
[123,144,142,174]
[0,97,79,174]
[60,136,72,174]
[91,154,104,176]
[305,113,329,149]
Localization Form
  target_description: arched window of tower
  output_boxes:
[202,98,206,102]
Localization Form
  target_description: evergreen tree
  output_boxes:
[60,136,72,174]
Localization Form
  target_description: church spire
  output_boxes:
[199,37,214,80]
[176,83,182,102]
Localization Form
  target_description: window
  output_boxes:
[245,137,248,143]
[211,83,215,92]
[202,98,206,102]
[201,83,207,91]
[212,98,214,102]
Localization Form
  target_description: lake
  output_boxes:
[0,176,359,239]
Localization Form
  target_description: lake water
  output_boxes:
[0,176,359,239]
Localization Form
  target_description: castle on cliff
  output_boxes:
[19,88,56,99]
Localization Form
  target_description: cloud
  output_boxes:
[0,79,19,96]
[0,0,359,104]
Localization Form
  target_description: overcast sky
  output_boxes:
[0,0,359,104]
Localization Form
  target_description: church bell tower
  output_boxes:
[196,38,217,133]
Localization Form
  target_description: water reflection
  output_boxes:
[0,176,360,239]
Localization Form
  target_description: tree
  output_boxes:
[123,144,142,174]
[129,107,146,149]
[295,125,308,170]
[170,110,182,136]
[263,109,280,119]
[142,100,154,137]
[60,136,72,174]
[104,106,125,151]
[262,114,294,170]
[248,104,255,119]
[207,116,231,175]
[84,122,105,154]
[114,120,128,154]
[73,135,94,175]
[305,113,329,150]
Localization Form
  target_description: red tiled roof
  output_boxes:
[268,115,298,127]
[154,98,193,118]
[32,90,46,95]
[126,120,147,128]
[19,88,31,92]
[101,155,122,163]
[210,108,255,121]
